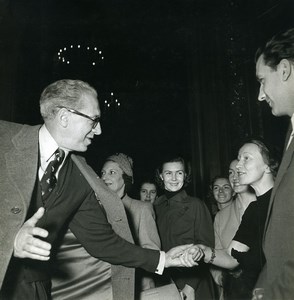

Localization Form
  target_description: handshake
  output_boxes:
[165,244,205,268]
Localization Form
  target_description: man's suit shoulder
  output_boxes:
[0,120,40,137]
[0,120,23,135]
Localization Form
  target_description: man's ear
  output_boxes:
[159,174,163,181]
[279,58,292,81]
[57,108,69,128]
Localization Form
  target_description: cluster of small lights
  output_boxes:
[104,92,121,109]
[225,10,249,140]
[57,45,104,66]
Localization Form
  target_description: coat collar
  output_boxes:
[71,154,134,243]
[156,189,188,205]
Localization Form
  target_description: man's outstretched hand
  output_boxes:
[14,207,51,261]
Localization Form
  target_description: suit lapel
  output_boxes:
[5,124,40,210]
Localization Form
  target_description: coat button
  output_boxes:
[11,206,21,214]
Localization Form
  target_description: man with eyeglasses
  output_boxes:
[0,79,201,300]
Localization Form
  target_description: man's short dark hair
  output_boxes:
[255,28,294,70]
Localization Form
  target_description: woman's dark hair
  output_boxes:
[210,175,231,190]
[205,174,233,217]
[155,156,191,190]
[139,179,158,191]
[209,174,234,200]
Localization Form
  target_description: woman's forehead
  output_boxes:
[239,143,261,156]
[214,178,230,186]
[162,161,184,170]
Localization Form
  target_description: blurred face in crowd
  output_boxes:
[101,161,125,197]
[236,143,269,188]
[256,55,294,117]
[229,159,249,194]
[212,178,234,207]
[140,183,157,203]
[160,161,185,192]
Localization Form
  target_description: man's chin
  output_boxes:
[74,145,88,152]
[271,109,279,116]
[271,108,284,117]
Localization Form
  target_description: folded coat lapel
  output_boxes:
[71,154,134,243]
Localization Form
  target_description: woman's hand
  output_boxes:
[186,244,205,262]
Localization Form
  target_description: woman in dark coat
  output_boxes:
[154,155,216,300]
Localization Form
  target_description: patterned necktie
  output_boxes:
[40,148,65,201]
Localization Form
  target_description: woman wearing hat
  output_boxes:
[101,153,161,295]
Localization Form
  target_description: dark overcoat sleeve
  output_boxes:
[70,154,160,273]
[69,190,160,273]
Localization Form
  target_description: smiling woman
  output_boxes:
[193,139,279,300]
[154,155,216,300]
[211,176,234,211]
[101,153,161,296]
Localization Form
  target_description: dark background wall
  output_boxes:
[0,0,293,198]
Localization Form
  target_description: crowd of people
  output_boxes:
[1,28,294,300]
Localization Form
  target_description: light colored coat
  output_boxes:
[122,194,160,251]
[211,199,243,286]
[122,194,161,291]
[0,120,150,300]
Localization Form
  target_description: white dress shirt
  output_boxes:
[286,114,294,150]
[38,125,68,180]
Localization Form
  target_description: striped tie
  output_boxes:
[40,148,65,201]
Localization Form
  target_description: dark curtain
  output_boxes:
[187,0,293,199]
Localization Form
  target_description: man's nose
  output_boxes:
[92,122,102,135]
[258,85,266,102]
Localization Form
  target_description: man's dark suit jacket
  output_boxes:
[256,126,294,299]
[0,120,160,300]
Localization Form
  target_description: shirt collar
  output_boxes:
[39,124,69,163]
[291,114,294,133]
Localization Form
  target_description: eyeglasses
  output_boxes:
[57,106,100,129]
